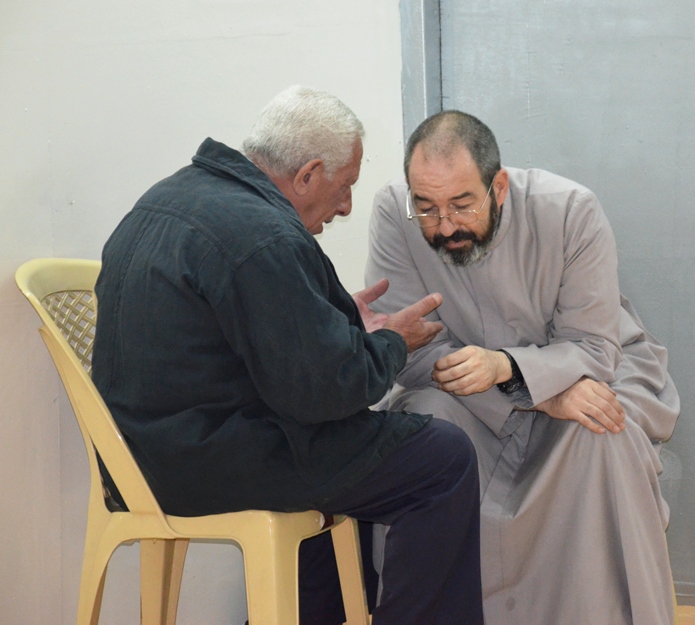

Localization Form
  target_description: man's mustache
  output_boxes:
[432,229,478,247]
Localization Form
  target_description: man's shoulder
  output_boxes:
[381,175,408,190]
[137,154,306,246]
[506,167,592,197]
[138,158,282,218]
[503,167,614,257]
[506,167,600,224]
[374,176,407,204]
[371,176,409,226]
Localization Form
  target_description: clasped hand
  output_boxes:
[352,279,443,353]
[535,377,626,434]
[432,346,511,396]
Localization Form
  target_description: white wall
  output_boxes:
[0,2,405,623]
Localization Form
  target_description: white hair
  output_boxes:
[242,85,364,177]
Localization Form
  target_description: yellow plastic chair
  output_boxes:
[16,257,370,625]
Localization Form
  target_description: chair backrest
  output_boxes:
[15,258,167,518]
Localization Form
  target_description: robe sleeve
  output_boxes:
[504,188,623,406]
[208,231,408,424]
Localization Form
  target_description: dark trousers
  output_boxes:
[298,418,483,625]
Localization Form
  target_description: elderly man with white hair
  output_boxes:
[92,86,484,625]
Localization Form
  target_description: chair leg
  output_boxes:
[243,527,302,625]
[76,532,116,625]
[76,564,108,625]
[331,518,370,625]
[140,538,189,625]
[164,539,188,625]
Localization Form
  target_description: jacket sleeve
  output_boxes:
[205,231,408,425]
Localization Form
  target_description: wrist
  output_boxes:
[496,350,526,394]
[495,350,513,383]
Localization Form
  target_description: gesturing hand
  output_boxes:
[535,377,626,434]
[433,346,511,396]
[383,293,444,353]
[352,278,390,333]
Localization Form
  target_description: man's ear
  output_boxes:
[292,159,324,197]
[494,168,509,206]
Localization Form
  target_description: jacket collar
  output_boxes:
[192,138,300,222]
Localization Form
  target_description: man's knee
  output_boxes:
[418,418,479,487]
[543,415,662,484]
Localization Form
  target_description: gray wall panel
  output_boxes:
[400,0,442,144]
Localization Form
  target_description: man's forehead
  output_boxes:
[417,140,472,165]
[408,143,483,191]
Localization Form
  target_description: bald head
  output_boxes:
[405,111,501,188]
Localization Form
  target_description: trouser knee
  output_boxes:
[421,418,479,492]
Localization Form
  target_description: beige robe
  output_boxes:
[365,168,680,625]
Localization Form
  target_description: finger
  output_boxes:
[591,398,626,433]
[571,380,626,431]
[436,375,471,395]
[355,278,389,305]
[420,320,443,341]
[433,359,470,383]
[435,366,490,395]
[598,381,618,396]
[595,392,626,421]
[588,387,626,430]
[363,312,389,333]
[434,345,473,371]
[572,412,607,434]
[593,382,623,407]
[402,292,443,321]
[405,320,443,353]
[596,382,624,419]
[448,377,489,396]
[582,400,624,434]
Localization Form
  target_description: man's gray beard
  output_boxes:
[431,200,501,267]
[437,237,495,266]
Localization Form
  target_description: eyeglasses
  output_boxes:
[406,176,496,229]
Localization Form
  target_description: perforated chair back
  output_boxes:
[41,288,96,373]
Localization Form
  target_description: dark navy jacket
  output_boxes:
[92,138,429,516]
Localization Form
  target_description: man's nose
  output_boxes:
[437,214,458,237]
[337,189,352,216]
